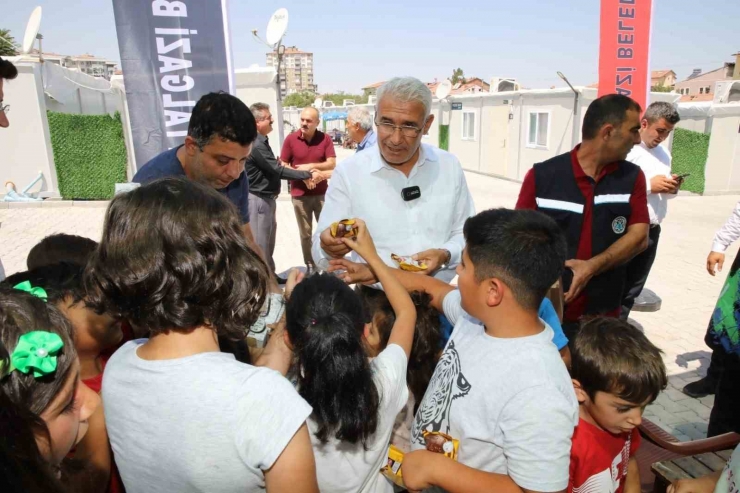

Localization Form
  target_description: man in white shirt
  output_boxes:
[621,102,682,319]
[312,77,475,283]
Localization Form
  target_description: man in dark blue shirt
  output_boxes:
[133,92,256,243]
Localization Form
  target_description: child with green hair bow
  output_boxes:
[0,286,100,491]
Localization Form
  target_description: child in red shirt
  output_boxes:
[569,318,667,493]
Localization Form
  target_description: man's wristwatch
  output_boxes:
[439,249,452,270]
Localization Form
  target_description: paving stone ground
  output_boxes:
[1,145,737,441]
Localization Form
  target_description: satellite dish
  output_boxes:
[22,6,42,54]
[435,79,452,100]
[265,8,289,47]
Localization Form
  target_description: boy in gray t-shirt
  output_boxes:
[335,209,578,492]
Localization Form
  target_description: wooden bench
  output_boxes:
[651,449,733,492]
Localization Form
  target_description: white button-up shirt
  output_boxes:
[312,143,475,282]
[712,202,740,253]
[626,142,676,225]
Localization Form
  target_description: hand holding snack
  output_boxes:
[320,225,352,259]
[410,249,450,274]
[401,449,446,492]
[340,219,379,263]
[330,218,359,238]
[392,254,428,272]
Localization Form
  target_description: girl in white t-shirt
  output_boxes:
[84,178,318,493]
[284,219,416,493]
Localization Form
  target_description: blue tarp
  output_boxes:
[323,111,348,121]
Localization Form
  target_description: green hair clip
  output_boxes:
[13,281,48,302]
[6,331,64,378]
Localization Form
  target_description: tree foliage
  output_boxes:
[282,91,316,108]
[451,68,465,85]
[0,29,19,57]
[651,85,674,93]
[321,93,368,106]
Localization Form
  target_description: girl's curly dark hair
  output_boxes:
[84,177,269,339]
[357,286,441,406]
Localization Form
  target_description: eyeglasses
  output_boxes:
[375,119,423,138]
[0,104,9,114]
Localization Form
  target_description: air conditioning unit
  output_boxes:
[490,77,520,93]
[714,80,740,104]
[368,95,377,105]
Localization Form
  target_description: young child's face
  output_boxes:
[579,390,647,435]
[456,249,485,319]
[38,359,101,464]
[58,299,123,355]
[363,319,382,358]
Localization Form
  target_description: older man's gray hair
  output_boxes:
[376,77,433,119]
[347,106,374,131]
[643,101,680,125]
[249,102,270,121]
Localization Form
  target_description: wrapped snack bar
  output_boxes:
[380,444,406,488]
[422,431,459,461]
[391,253,427,272]
[330,219,358,238]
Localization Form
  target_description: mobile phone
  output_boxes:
[676,173,691,180]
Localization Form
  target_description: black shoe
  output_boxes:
[682,377,718,398]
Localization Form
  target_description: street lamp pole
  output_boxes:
[558,71,581,149]
[275,43,285,103]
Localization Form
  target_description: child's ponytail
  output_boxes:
[286,274,380,445]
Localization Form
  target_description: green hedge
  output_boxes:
[671,127,709,195]
[439,125,450,151]
[47,111,127,200]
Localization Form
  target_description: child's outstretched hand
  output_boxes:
[284,268,305,300]
[340,219,379,263]
[401,449,443,492]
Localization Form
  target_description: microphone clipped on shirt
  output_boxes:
[401,186,421,202]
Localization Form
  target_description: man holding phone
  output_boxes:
[621,101,682,319]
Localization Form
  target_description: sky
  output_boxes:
[2,0,739,94]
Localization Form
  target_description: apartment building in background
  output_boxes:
[675,54,740,102]
[266,46,317,98]
[29,49,118,79]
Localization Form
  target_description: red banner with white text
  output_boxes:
[598,0,653,111]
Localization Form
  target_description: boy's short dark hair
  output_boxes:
[582,94,642,140]
[189,92,257,148]
[27,234,98,270]
[2,262,85,306]
[463,208,567,310]
[571,317,668,404]
[84,177,269,339]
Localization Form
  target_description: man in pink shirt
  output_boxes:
[280,107,336,273]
